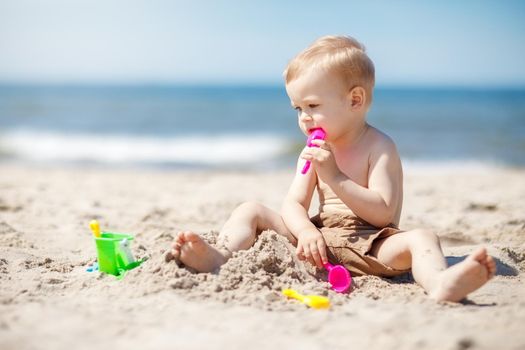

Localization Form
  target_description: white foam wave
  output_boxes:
[0,130,291,165]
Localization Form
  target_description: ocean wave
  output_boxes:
[0,129,293,166]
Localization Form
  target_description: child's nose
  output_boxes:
[299,110,313,122]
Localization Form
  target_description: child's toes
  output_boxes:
[470,247,487,263]
[175,232,186,244]
[172,241,181,252]
[164,251,173,262]
[171,244,181,259]
[487,256,497,277]
[181,231,201,242]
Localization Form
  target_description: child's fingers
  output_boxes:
[311,139,330,151]
[301,147,315,158]
[296,245,305,261]
[302,245,316,266]
[317,240,328,265]
[310,242,323,268]
[301,153,313,160]
[304,147,330,161]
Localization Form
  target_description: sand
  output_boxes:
[1,162,524,350]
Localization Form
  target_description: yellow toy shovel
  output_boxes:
[282,289,330,309]
[89,220,101,238]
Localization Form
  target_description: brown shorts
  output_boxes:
[311,212,411,277]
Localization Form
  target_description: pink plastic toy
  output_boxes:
[324,262,352,293]
[301,128,326,174]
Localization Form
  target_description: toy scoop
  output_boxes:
[324,262,352,293]
[282,289,330,309]
[89,220,101,238]
[301,128,326,174]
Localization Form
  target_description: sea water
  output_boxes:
[0,84,524,169]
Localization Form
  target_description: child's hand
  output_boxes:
[301,140,342,183]
[296,228,328,269]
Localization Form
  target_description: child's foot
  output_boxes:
[429,247,496,302]
[170,231,228,273]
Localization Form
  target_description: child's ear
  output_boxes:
[348,87,366,109]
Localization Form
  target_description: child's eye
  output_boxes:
[308,104,319,109]
[294,106,302,112]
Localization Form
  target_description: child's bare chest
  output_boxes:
[316,149,371,214]
[334,150,370,188]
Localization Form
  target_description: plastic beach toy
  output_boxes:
[86,261,99,272]
[324,262,352,293]
[89,220,101,238]
[282,289,330,309]
[89,220,145,278]
[301,128,326,174]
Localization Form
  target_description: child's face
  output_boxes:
[285,68,357,141]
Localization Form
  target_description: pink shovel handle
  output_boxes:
[301,128,326,175]
[323,262,335,270]
[301,160,311,174]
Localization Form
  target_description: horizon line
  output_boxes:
[1,81,525,91]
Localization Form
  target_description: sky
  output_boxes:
[0,0,524,87]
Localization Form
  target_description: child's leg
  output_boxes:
[369,229,496,302]
[170,201,295,272]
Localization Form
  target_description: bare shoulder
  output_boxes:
[366,125,400,163]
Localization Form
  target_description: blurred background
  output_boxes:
[0,0,524,170]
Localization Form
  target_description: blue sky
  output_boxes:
[1,0,524,86]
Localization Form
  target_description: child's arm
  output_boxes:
[303,137,402,228]
[281,150,328,268]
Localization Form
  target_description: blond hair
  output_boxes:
[283,35,375,105]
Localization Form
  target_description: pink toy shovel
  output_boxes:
[324,262,352,293]
[301,128,326,174]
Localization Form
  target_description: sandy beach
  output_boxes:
[1,162,524,350]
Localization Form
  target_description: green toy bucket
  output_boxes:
[94,232,135,276]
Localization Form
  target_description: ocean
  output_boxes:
[0,84,524,169]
